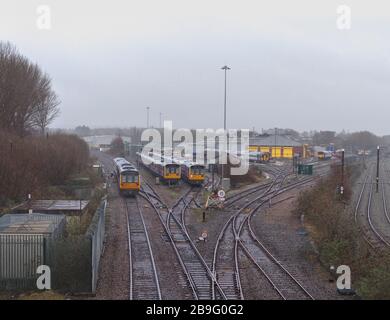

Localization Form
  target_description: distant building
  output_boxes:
[249,135,307,159]
[83,135,131,151]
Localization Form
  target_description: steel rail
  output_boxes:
[124,197,162,300]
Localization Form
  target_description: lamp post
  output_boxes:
[146,107,150,128]
[221,65,230,188]
[376,146,380,193]
[274,128,277,159]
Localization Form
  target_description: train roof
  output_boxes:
[137,152,179,166]
[113,157,138,173]
[173,157,205,168]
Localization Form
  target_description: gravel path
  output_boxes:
[93,186,130,299]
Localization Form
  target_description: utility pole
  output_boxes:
[212,164,215,192]
[292,155,295,173]
[293,154,297,173]
[221,65,231,188]
[340,149,345,196]
[376,146,380,193]
[146,107,150,128]
[159,112,163,128]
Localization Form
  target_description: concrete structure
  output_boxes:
[13,200,89,216]
[0,213,65,289]
[249,135,307,159]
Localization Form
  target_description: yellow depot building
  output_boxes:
[249,135,308,159]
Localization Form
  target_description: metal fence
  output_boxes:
[0,199,107,293]
[0,214,65,290]
[0,234,45,290]
[47,198,107,293]
[86,197,107,294]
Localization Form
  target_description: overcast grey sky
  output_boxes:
[1,0,389,134]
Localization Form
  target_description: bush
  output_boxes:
[357,254,390,299]
[294,163,390,298]
[0,130,89,203]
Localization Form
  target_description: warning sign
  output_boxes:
[217,190,226,198]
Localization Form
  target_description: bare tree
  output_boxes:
[110,136,125,156]
[0,41,60,136]
[32,81,61,134]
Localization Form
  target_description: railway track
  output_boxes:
[212,171,316,300]
[123,197,162,300]
[241,208,314,300]
[367,181,390,247]
[212,173,286,299]
[382,162,390,226]
[224,159,331,209]
[94,150,325,300]
[140,182,227,300]
[354,163,390,250]
[224,182,272,208]
[93,151,163,299]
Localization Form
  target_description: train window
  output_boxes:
[122,173,138,183]
[167,165,178,174]
[191,166,204,175]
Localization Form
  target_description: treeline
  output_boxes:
[312,130,384,150]
[0,42,90,205]
[0,130,89,203]
[0,41,60,136]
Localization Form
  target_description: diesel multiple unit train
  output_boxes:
[137,152,181,183]
[111,153,208,196]
[175,158,205,185]
[113,157,140,196]
[136,152,206,185]
[317,150,333,160]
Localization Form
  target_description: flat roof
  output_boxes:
[1,220,54,234]
[14,200,89,212]
[0,213,65,234]
[249,135,302,147]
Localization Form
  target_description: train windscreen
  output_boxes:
[167,164,180,174]
[191,165,204,175]
[122,171,139,183]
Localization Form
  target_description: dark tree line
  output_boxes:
[0,41,60,136]
[312,130,383,151]
[0,130,90,202]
